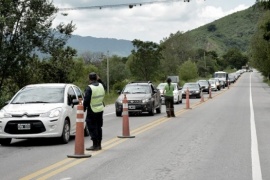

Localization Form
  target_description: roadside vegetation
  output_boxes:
[1,1,270,108]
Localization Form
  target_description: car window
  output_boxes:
[73,86,84,99]
[150,85,156,93]
[67,87,77,104]
[11,86,65,104]
[157,83,166,90]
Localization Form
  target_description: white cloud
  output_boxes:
[53,1,253,43]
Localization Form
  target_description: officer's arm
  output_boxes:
[98,79,106,91]
[83,86,92,111]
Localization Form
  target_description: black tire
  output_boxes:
[59,119,70,144]
[0,138,12,146]
[179,98,182,104]
[176,96,179,104]
[116,111,122,117]
[156,101,161,114]
[148,104,155,116]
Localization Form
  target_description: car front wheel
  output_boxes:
[156,101,162,114]
[116,111,122,117]
[59,119,70,144]
[0,138,12,146]
[148,104,155,116]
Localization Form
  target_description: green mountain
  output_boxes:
[185,5,264,55]
[65,6,264,57]
[67,35,133,57]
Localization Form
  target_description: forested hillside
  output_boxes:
[185,5,264,55]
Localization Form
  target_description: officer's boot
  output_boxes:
[171,109,175,117]
[86,140,98,151]
[166,110,171,117]
[97,140,102,150]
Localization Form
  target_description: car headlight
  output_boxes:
[196,90,200,93]
[0,109,12,119]
[40,108,62,118]
[142,98,151,103]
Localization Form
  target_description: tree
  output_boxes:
[160,31,195,80]
[179,59,198,82]
[128,39,163,81]
[0,0,76,96]
[222,48,248,70]
[207,24,217,32]
[250,10,270,78]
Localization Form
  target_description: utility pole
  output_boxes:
[204,51,206,77]
[106,50,109,93]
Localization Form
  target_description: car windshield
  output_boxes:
[197,81,208,85]
[209,80,215,84]
[157,84,166,90]
[11,86,65,104]
[214,73,226,78]
[183,83,198,89]
[123,85,150,94]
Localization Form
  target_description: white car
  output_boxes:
[0,83,89,146]
[157,83,182,104]
[209,80,218,91]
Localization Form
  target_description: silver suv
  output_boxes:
[115,81,162,116]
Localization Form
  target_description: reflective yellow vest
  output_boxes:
[89,84,105,113]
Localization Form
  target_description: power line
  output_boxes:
[58,0,191,11]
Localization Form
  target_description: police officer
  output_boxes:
[83,72,105,151]
[163,78,175,117]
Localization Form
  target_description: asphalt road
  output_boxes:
[0,70,269,180]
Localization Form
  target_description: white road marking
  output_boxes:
[250,73,262,180]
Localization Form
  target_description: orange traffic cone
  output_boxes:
[200,90,204,103]
[67,99,91,158]
[185,87,191,109]
[118,94,135,138]
[209,87,212,99]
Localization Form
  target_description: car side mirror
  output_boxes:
[72,99,79,108]
[117,90,121,95]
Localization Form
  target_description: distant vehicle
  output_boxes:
[213,71,228,86]
[228,73,237,83]
[115,81,161,116]
[209,78,221,90]
[157,82,182,104]
[219,79,226,89]
[209,79,218,91]
[0,83,89,146]
[167,76,179,83]
[196,80,210,94]
[182,82,201,99]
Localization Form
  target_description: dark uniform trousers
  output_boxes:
[86,111,103,141]
[165,96,175,117]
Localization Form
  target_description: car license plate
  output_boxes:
[129,105,135,109]
[18,123,31,130]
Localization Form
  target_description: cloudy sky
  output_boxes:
[52,0,256,43]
